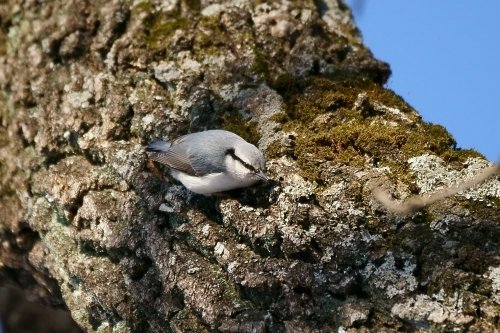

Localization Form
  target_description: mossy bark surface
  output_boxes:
[1,0,499,332]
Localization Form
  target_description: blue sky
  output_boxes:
[349,1,499,161]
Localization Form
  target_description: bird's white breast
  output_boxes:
[170,169,258,195]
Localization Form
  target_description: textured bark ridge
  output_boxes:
[1,0,499,332]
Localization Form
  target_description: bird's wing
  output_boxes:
[183,133,230,176]
[146,137,197,175]
[147,132,232,176]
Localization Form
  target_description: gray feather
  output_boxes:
[177,131,236,176]
[146,140,171,153]
[147,130,265,177]
[146,139,195,175]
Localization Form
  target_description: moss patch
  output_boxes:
[0,31,6,56]
[131,1,191,58]
[183,0,201,12]
[145,17,189,52]
[191,16,228,58]
[252,47,269,77]
[270,77,482,183]
[220,112,260,146]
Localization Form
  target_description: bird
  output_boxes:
[146,130,269,195]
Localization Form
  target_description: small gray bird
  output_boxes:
[146,130,268,195]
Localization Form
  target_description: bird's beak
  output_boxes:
[255,170,269,182]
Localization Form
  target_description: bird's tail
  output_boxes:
[146,140,171,153]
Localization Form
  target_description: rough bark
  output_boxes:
[0,0,499,332]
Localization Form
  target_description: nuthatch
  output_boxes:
[146,130,268,195]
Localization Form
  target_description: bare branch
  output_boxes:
[373,162,500,215]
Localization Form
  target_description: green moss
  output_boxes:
[269,111,289,124]
[192,16,226,57]
[0,32,6,56]
[266,140,284,159]
[491,196,500,208]
[270,77,482,185]
[0,5,11,56]
[131,1,190,56]
[440,148,482,165]
[252,47,269,77]
[130,0,151,15]
[183,0,201,11]
[146,18,189,50]
[170,310,211,333]
[220,113,260,146]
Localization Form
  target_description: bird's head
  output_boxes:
[224,144,268,182]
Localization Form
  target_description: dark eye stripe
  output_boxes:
[225,148,256,172]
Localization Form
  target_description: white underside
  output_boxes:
[170,170,259,195]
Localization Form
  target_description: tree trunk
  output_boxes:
[1,0,499,332]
